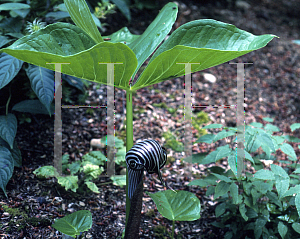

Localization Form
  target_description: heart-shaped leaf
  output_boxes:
[1,22,137,90]
[0,53,23,90]
[0,146,14,197]
[52,210,92,238]
[0,113,17,149]
[132,19,276,90]
[146,190,201,221]
[25,64,54,115]
[64,0,103,43]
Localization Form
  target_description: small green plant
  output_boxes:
[52,210,92,238]
[192,111,210,135]
[33,135,126,193]
[186,119,300,238]
[146,190,201,239]
[163,130,184,152]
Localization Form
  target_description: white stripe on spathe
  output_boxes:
[125,139,168,200]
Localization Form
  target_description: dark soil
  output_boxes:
[1,0,300,238]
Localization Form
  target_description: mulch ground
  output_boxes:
[1,0,300,238]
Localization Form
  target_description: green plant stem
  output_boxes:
[172,220,175,239]
[125,89,134,229]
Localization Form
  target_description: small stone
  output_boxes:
[90,138,105,149]
[67,208,75,213]
[202,73,217,83]
[79,201,85,207]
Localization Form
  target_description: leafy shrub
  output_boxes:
[33,135,126,194]
[187,119,300,238]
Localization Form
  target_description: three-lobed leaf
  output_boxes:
[1,3,276,93]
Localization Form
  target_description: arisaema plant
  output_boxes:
[0,0,277,236]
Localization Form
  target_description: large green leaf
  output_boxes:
[146,190,200,221]
[52,210,92,238]
[1,22,137,90]
[64,0,103,43]
[132,19,276,90]
[0,146,14,197]
[25,64,54,115]
[0,53,23,90]
[0,113,17,149]
[128,2,178,78]
[2,22,96,54]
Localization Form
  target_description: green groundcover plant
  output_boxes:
[33,135,127,194]
[0,0,277,236]
[185,119,300,239]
